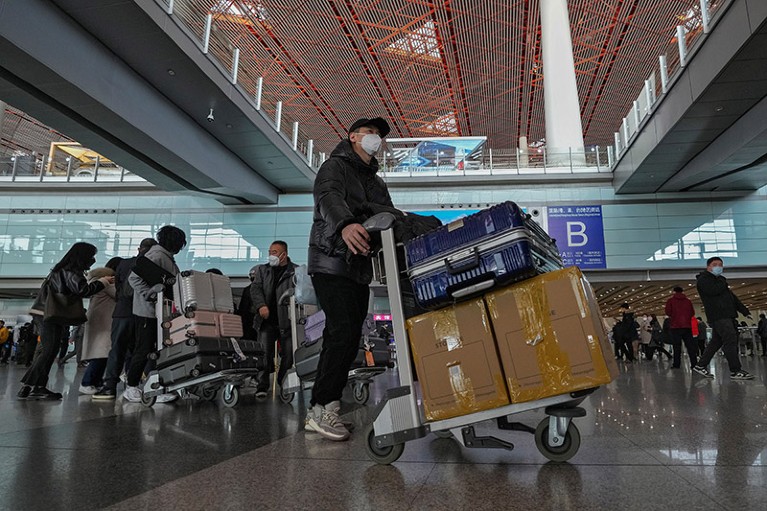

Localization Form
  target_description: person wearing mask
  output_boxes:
[692,257,754,380]
[664,286,697,369]
[93,238,157,400]
[638,313,653,359]
[250,241,297,398]
[696,316,708,356]
[0,320,10,364]
[236,266,259,342]
[758,314,767,357]
[18,242,113,400]
[78,257,122,394]
[306,117,394,441]
[124,226,186,403]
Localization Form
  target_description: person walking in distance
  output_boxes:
[306,116,394,441]
[692,257,754,380]
[249,241,297,398]
[757,314,767,357]
[665,286,698,369]
[613,303,638,362]
[695,316,708,356]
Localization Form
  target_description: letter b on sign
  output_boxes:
[566,221,588,247]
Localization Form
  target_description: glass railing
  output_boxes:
[158,0,323,171]
[613,0,731,158]
[0,155,145,183]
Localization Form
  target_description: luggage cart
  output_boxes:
[140,290,262,408]
[365,226,597,464]
[278,294,389,406]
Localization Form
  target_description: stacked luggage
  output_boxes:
[401,201,617,422]
[294,310,392,380]
[156,270,266,385]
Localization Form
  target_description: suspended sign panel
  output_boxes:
[547,205,607,269]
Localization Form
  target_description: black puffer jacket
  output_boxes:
[696,271,749,322]
[308,139,394,284]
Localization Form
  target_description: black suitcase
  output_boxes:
[295,335,393,380]
[295,339,322,379]
[156,338,266,385]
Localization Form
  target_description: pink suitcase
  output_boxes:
[166,311,244,345]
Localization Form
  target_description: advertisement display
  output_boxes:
[547,205,606,269]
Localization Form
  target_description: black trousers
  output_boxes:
[0,341,11,362]
[670,328,698,368]
[698,319,741,372]
[126,316,157,387]
[310,273,369,406]
[102,316,136,390]
[254,323,293,391]
[761,335,767,356]
[21,321,66,388]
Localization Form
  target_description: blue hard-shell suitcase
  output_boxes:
[404,201,562,309]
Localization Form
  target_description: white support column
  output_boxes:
[166,0,174,15]
[700,0,710,33]
[518,135,529,167]
[291,121,299,150]
[255,77,263,110]
[659,55,669,93]
[633,100,641,128]
[275,101,282,132]
[231,48,240,84]
[540,0,585,163]
[622,117,630,144]
[307,139,314,166]
[677,25,687,67]
[645,79,654,107]
[614,132,621,154]
[607,146,614,167]
[202,14,212,54]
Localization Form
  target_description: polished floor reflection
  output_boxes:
[1,353,766,510]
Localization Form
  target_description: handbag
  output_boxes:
[293,265,317,305]
[43,279,88,325]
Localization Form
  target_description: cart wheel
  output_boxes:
[161,321,172,330]
[364,424,404,465]
[186,337,197,347]
[162,338,172,347]
[148,351,159,361]
[534,418,581,462]
[433,430,453,439]
[201,386,217,401]
[279,386,295,404]
[352,383,370,405]
[184,310,195,319]
[190,368,201,378]
[141,392,156,408]
[222,385,239,408]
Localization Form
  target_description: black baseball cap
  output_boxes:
[348,117,390,138]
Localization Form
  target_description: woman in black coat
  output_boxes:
[18,242,114,400]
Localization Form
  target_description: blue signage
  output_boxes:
[547,205,606,269]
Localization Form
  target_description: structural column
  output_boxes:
[540,0,585,162]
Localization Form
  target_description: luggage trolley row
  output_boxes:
[363,204,615,464]
[141,271,266,408]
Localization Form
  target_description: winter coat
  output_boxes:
[614,312,639,341]
[757,318,767,339]
[237,283,258,340]
[664,292,695,329]
[250,260,297,332]
[29,267,106,320]
[129,245,180,318]
[695,271,749,323]
[81,267,116,360]
[638,317,652,344]
[307,139,394,285]
[696,319,708,341]
[113,256,137,318]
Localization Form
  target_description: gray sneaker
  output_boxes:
[307,404,350,441]
[326,401,355,431]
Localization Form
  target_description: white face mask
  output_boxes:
[268,255,280,267]
[359,133,382,155]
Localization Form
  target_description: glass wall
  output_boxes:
[1,185,766,279]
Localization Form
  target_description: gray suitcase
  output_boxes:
[173,270,234,314]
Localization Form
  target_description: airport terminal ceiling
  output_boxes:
[189,0,712,151]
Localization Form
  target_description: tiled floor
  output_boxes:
[1,353,766,511]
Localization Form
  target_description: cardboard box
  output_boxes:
[406,298,510,421]
[485,267,615,403]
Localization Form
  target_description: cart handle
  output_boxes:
[450,279,495,298]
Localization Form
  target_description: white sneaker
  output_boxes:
[307,403,350,441]
[78,385,98,395]
[155,392,179,403]
[122,386,142,403]
[304,408,318,432]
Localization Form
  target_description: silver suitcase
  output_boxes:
[173,270,234,314]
